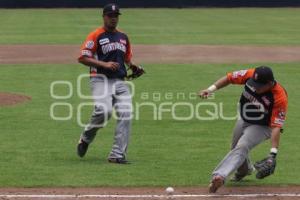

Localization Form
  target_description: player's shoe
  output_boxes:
[230,166,255,182]
[108,157,130,164]
[209,175,224,193]
[77,139,89,158]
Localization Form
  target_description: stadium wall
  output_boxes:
[1,0,300,8]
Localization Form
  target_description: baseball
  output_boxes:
[165,187,174,194]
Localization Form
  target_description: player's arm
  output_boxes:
[268,96,288,157]
[124,36,145,79]
[78,56,119,71]
[270,127,280,156]
[124,36,136,69]
[198,69,255,99]
[198,76,230,99]
[253,126,281,179]
[78,31,119,71]
[253,96,287,179]
[254,127,279,179]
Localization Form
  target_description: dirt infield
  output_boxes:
[1,45,300,64]
[0,186,300,200]
[0,92,31,106]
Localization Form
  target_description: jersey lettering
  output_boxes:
[101,42,126,54]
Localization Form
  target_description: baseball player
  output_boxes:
[199,66,288,193]
[76,4,144,164]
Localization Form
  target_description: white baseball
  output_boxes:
[165,187,174,194]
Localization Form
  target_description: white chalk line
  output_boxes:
[0,193,300,198]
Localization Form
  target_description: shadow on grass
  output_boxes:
[226,179,260,187]
[62,155,137,167]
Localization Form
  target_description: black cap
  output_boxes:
[247,66,275,89]
[103,3,121,16]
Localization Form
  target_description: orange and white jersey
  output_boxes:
[227,69,288,128]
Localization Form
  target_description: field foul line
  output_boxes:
[0,193,300,198]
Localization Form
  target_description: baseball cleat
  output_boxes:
[108,157,130,164]
[209,175,224,193]
[230,172,248,182]
[77,139,89,158]
[230,166,255,182]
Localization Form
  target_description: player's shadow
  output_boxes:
[63,154,136,166]
[226,179,258,187]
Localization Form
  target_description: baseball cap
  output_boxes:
[103,3,121,16]
[247,66,275,89]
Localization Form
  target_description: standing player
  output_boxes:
[77,4,144,164]
[199,66,288,193]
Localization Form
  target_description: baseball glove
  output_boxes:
[126,64,145,80]
[254,154,276,179]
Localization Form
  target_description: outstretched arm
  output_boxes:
[198,76,230,99]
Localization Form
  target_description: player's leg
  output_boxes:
[77,77,113,157]
[210,125,271,192]
[230,118,254,181]
[209,119,247,192]
[108,80,132,164]
[232,125,271,174]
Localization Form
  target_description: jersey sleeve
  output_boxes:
[227,68,255,85]
[78,31,98,59]
[124,36,133,63]
[270,91,288,128]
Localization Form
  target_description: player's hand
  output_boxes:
[103,62,120,71]
[198,89,211,99]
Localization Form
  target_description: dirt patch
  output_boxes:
[0,186,299,200]
[1,45,300,64]
[0,92,31,106]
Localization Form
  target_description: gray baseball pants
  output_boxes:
[80,76,132,159]
[212,118,272,180]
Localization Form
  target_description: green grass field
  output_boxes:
[0,8,299,187]
[0,8,300,45]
